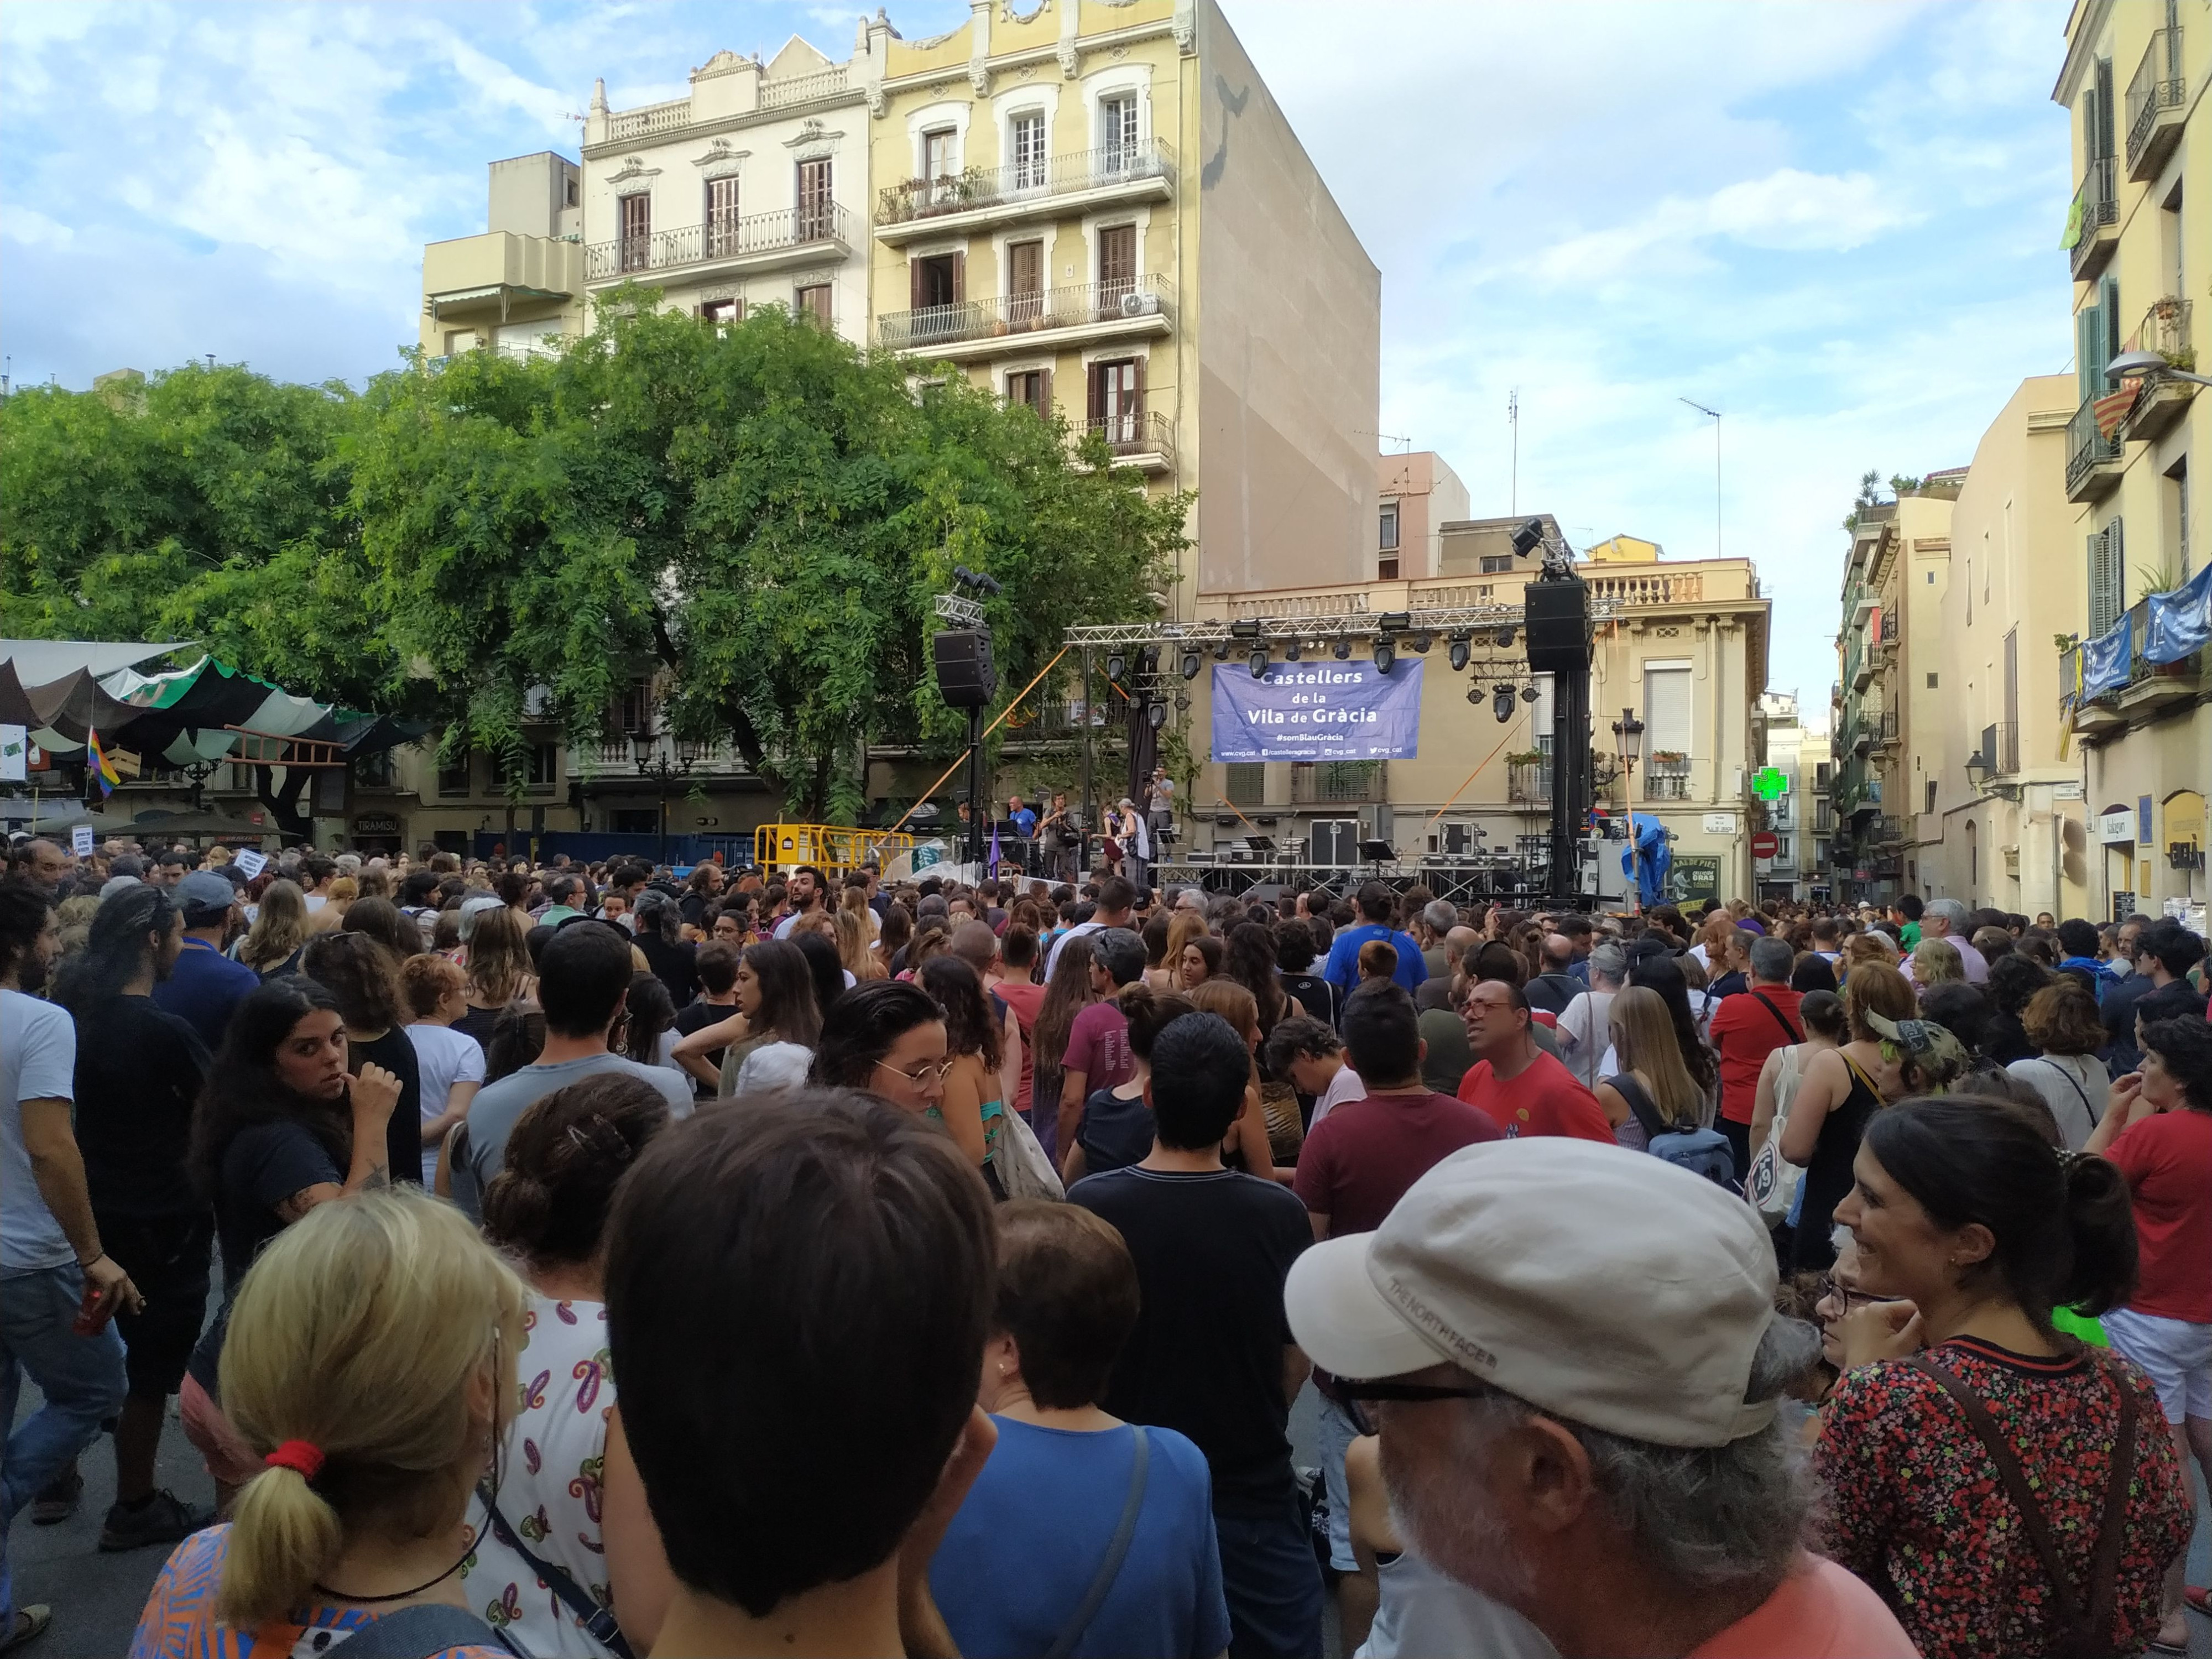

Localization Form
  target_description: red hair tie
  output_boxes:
[264,1440,325,1481]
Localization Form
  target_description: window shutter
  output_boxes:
[2094,57,2116,158]
[2089,528,2120,635]
[910,258,925,311]
[1087,362,1104,421]
[1040,366,1052,413]
[952,251,966,304]
[1132,352,1146,411]
[2078,305,2102,405]
[2100,273,2121,362]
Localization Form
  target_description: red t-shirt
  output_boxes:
[1293,1090,1503,1235]
[1457,1049,1614,1143]
[2105,1107,2212,1322]
[1688,1553,1917,1657]
[1063,1001,1133,1094]
[1706,985,1804,1125]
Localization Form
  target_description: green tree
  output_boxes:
[351,294,1186,817]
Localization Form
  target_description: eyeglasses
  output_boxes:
[1812,1274,1902,1317]
[873,1057,956,1087]
[1337,1379,1490,1439]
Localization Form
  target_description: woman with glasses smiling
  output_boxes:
[810,977,973,1143]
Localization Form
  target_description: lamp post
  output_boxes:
[1611,708,1645,910]
[631,725,692,868]
[2106,348,2212,388]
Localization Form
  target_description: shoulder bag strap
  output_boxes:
[325,1601,523,1659]
[1749,992,1803,1045]
[1041,1426,1151,1659]
[1907,1354,2132,1652]
[2083,1359,2141,1648]
[1610,1073,1668,1142]
[2036,1057,2100,1125]
[481,1488,637,1659]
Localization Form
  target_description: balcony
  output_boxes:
[2120,298,2197,442]
[568,735,754,782]
[1291,760,1385,806]
[1876,609,1899,647]
[585,203,857,286]
[1867,813,1905,847]
[2057,643,2128,738]
[2068,155,2119,282]
[1973,719,2021,778]
[1585,571,1704,607]
[1076,411,1175,474]
[2126,27,2187,180]
[877,274,1173,362]
[1644,754,1692,802]
[2116,597,2206,716]
[874,140,1177,246]
[423,231,583,325]
[594,65,854,150]
[2065,393,2126,502]
[1507,758,1554,804]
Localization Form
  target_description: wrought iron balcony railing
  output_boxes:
[876,274,1173,353]
[2065,393,2123,494]
[2126,27,2186,176]
[876,140,1176,227]
[2070,156,2119,280]
[586,202,855,282]
[1291,760,1386,805]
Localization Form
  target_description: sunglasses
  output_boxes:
[1336,1378,1489,1437]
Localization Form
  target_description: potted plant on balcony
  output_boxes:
[1504,750,1546,767]
[1650,749,1687,765]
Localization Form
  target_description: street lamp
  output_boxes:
[630,724,693,867]
[2107,348,2212,388]
[1611,707,1646,910]
[1963,748,1991,790]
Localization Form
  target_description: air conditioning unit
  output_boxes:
[1119,290,1161,318]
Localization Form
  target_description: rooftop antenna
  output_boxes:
[1509,388,1520,517]
[1679,397,1722,559]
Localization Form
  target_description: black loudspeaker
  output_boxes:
[933,629,997,707]
[1309,818,1359,868]
[1523,576,1593,672]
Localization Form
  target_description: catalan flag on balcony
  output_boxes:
[2093,379,2141,440]
[87,726,120,799]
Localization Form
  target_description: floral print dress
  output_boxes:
[1815,1335,2191,1659]
[462,1296,623,1658]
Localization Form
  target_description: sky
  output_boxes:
[1,0,2076,719]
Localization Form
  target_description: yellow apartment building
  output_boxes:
[419,153,587,360]
[1921,376,2099,918]
[1830,476,1959,906]
[1187,542,1770,904]
[2055,0,2211,920]
[861,0,1381,608]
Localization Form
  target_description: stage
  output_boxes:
[1151,858,1573,907]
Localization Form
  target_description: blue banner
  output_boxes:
[2080,615,2133,698]
[1211,659,1423,761]
[2145,562,2212,664]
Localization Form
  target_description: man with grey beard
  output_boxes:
[1285,1139,1917,1657]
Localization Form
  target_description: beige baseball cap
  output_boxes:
[1284,1138,1781,1448]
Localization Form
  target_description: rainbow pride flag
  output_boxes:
[87,727,120,799]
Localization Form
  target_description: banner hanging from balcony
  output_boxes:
[2080,615,2133,699]
[2145,561,2212,664]
[1211,660,1423,763]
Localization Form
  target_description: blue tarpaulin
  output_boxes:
[2145,561,2212,664]
[2080,615,2133,698]
[1621,812,1672,907]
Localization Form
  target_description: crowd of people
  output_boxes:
[0,826,2207,1658]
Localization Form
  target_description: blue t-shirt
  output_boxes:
[1009,807,1039,838]
[1322,922,1428,994]
[931,1417,1229,1659]
[153,937,261,1052]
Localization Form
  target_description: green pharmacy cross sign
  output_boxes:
[1752,767,1791,801]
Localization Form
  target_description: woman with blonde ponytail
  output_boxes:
[131,1187,526,1657]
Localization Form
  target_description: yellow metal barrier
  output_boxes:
[753,823,920,878]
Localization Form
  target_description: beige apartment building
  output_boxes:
[863,0,1380,607]
[1829,474,1960,905]
[1191,541,1770,904]
[1919,377,2099,917]
[1375,451,1472,580]
[419,153,587,359]
[1754,692,1834,904]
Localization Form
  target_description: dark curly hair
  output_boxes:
[481,1072,672,1266]
[188,977,351,1201]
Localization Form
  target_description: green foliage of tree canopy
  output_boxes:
[351,293,1186,817]
[0,364,400,711]
[1,299,1187,820]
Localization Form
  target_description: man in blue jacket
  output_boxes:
[1322,881,1427,996]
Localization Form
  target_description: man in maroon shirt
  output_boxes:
[1456,979,1614,1142]
[1705,935,1803,1181]
[1294,982,1503,1637]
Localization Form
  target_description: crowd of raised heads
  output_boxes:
[1,827,2208,1659]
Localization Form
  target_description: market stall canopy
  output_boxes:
[24,666,144,748]
[103,656,426,765]
[0,640,181,684]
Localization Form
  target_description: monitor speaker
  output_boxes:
[1309,818,1359,868]
[1523,577,1593,672]
[932,629,997,707]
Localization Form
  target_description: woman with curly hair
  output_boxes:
[237,878,312,979]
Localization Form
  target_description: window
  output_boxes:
[527,744,558,789]
[1007,238,1044,326]
[1927,569,1935,583]
[1815,761,1832,787]
[438,755,472,796]
[1926,779,1938,814]
[796,284,832,326]
[1379,502,1400,551]
[1225,762,1265,807]
[1378,554,1399,580]
[1480,554,1514,573]
[922,128,958,180]
[2088,519,2125,637]
[565,174,580,208]
[911,253,962,310]
[353,749,394,788]
[617,677,654,736]
[700,296,741,330]
[1006,369,1048,410]
[618,193,651,273]
[443,330,481,356]
[2002,627,2019,772]
[1642,664,1692,757]
[1100,95,1139,169]
[1088,358,1141,446]
[796,158,833,241]
[1774,834,1791,862]
[1097,223,1136,305]
[705,175,740,258]
[1010,111,1046,192]
[1926,672,1939,689]
[1965,553,1971,625]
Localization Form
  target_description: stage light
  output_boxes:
[1521,684,1540,703]
[1105,652,1125,682]
[1493,685,1516,722]
[1180,649,1201,680]
[1213,640,1231,661]
[1378,611,1412,633]
[1495,624,1516,648]
[1146,700,1167,729]
[1229,619,1262,640]
[1138,645,1160,676]
[1373,637,1396,673]
[1447,632,1472,672]
[1284,640,1303,662]
[1509,518,1545,559]
[1467,685,1484,706]
[1248,648,1269,678]
[1410,631,1432,653]
[1332,638,1352,661]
